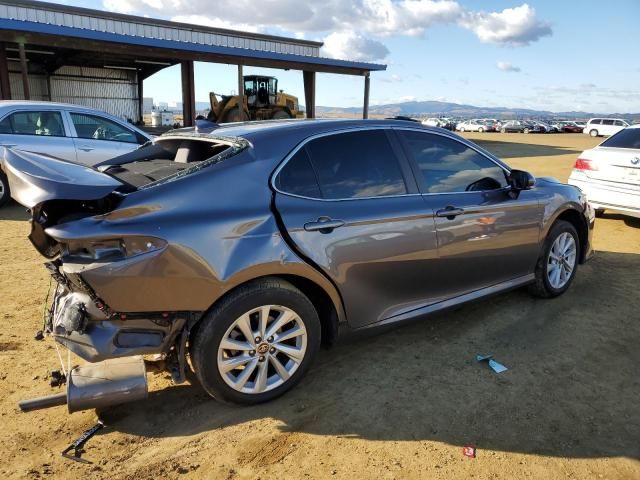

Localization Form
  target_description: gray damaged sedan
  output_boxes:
[1,119,594,412]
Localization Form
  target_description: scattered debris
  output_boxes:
[49,370,66,388]
[34,330,44,341]
[463,446,476,458]
[476,354,508,373]
[61,421,105,464]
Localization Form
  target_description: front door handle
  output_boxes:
[78,145,95,152]
[304,217,345,233]
[435,206,465,219]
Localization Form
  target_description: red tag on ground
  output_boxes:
[463,446,476,458]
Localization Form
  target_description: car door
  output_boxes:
[273,128,443,328]
[0,109,77,162]
[66,111,145,166]
[396,128,542,298]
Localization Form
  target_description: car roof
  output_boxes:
[161,118,509,169]
[0,100,108,110]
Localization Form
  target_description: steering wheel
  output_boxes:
[465,177,502,192]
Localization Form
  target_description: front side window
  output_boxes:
[400,131,508,193]
[590,119,602,125]
[601,128,640,149]
[304,130,407,199]
[0,111,65,136]
[70,113,138,143]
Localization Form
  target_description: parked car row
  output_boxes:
[421,117,631,137]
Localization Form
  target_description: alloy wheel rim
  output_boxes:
[217,305,307,394]
[547,232,577,289]
[0,181,4,196]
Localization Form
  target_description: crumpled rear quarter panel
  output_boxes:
[48,150,341,315]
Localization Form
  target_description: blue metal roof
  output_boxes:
[0,18,387,72]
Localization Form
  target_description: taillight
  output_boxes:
[574,158,597,171]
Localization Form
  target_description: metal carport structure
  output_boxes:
[0,0,386,125]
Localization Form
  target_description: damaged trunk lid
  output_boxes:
[1,148,125,257]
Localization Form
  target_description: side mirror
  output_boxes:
[508,169,536,191]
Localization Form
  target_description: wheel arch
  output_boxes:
[546,207,589,264]
[191,273,344,348]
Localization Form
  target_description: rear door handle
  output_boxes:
[435,206,465,219]
[304,217,345,233]
[78,145,95,152]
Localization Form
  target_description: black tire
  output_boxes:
[529,220,580,298]
[271,109,292,120]
[190,277,321,404]
[0,170,9,208]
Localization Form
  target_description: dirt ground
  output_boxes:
[0,132,638,479]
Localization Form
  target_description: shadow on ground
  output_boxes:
[0,202,28,221]
[599,212,640,229]
[103,251,640,460]
[473,138,582,159]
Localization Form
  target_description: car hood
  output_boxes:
[1,147,123,209]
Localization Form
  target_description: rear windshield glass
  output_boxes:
[601,128,640,149]
[99,136,247,190]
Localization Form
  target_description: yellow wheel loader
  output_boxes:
[207,75,304,123]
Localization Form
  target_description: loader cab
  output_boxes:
[244,76,277,107]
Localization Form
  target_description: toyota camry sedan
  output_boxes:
[2,119,594,410]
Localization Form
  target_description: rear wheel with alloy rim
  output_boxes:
[191,277,320,404]
[529,220,579,298]
[590,129,599,137]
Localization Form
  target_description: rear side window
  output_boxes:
[275,149,321,198]
[0,111,65,136]
[305,130,407,199]
[70,113,138,143]
[601,128,640,149]
[400,131,507,193]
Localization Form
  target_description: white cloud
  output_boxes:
[101,1,553,62]
[460,4,552,46]
[497,61,521,72]
[321,32,389,62]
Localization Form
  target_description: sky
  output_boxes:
[53,0,639,113]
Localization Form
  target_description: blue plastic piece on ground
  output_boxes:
[476,354,508,373]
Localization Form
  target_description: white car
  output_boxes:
[0,101,151,207]
[568,125,640,218]
[456,120,488,132]
[583,118,630,137]
[422,117,443,127]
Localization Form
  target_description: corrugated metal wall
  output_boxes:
[8,66,139,120]
[8,71,49,100]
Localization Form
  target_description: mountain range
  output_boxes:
[316,100,640,121]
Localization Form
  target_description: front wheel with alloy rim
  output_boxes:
[0,170,9,207]
[590,129,599,137]
[529,220,579,298]
[190,278,321,404]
